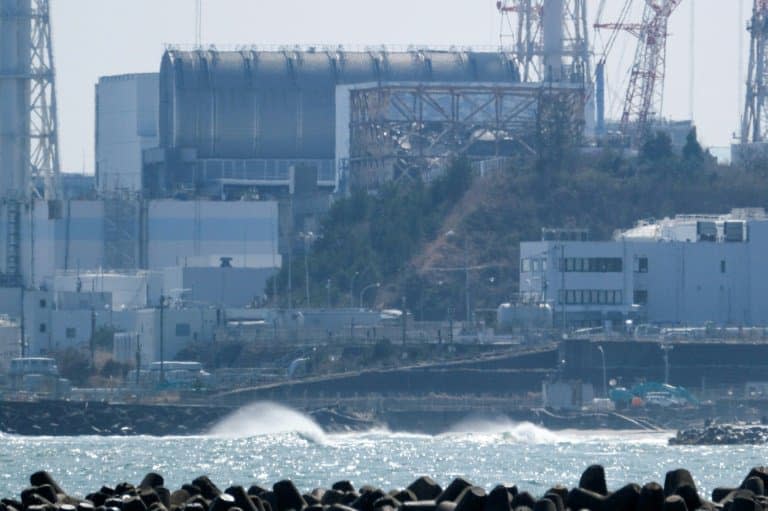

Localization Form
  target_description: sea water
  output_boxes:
[0,402,766,499]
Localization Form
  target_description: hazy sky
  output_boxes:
[51,0,749,172]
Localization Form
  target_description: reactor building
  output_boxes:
[143,47,587,196]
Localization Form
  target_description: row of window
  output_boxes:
[521,257,627,273]
[558,289,624,305]
[562,257,623,273]
[521,258,548,273]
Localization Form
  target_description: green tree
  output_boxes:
[682,127,704,163]
[640,131,675,163]
[56,348,90,386]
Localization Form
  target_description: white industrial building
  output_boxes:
[95,73,159,193]
[0,198,280,289]
[518,208,768,328]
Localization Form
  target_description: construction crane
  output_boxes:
[595,0,682,140]
[741,0,768,144]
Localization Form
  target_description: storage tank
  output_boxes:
[158,49,521,161]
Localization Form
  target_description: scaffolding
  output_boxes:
[347,82,585,189]
[104,198,138,270]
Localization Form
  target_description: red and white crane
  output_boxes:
[595,0,682,139]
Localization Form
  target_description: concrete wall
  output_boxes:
[20,200,106,288]
[147,200,279,269]
[95,73,159,193]
[163,266,276,307]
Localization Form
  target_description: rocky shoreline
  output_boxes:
[5,465,768,511]
[670,424,768,445]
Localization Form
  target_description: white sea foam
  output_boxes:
[444,416,561,443]
[207,401,326,443]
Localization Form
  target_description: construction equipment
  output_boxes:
[595,0,683,140]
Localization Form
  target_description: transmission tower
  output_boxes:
[29,0,61,200]
[596,0,682,139]
[497,0,591,86]
[741,0,768,144]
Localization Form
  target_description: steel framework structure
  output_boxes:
[29,0,60,200]
[596,0,682,139]
[347,83,585,189]
[497,0,591,86]
[742,0,768,144]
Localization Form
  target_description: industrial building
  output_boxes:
[518,209,768,328]
[144,48,587,195]
[95,73,159,193]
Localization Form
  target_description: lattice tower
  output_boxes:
[742,0,768,143]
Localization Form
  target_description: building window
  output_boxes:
[39,323,46,333]
[39,299,47,308]
[635,257,648,273]
[721,260,726,273]
[521,258,531,272]
[562,257,623,273]
[634,290,648,305]
[559,289,624,305]
[65,327,76,339]
[175,323,191,336]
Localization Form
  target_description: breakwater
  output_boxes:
[5,465,768,511]
[670,424,768,445]
[0,400,378,436]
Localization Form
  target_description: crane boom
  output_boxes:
[595,0,682,140]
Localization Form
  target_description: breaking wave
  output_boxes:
[207,401,326,443]
[444,416,560,443]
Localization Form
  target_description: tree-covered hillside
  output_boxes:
[268,130,768,321]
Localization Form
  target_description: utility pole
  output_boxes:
[597,345,607,398]
[19,287,25,358]
[135,336,141,387]
[90,306,96,369]
[463,236,470,326]
[159,295,166,385]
